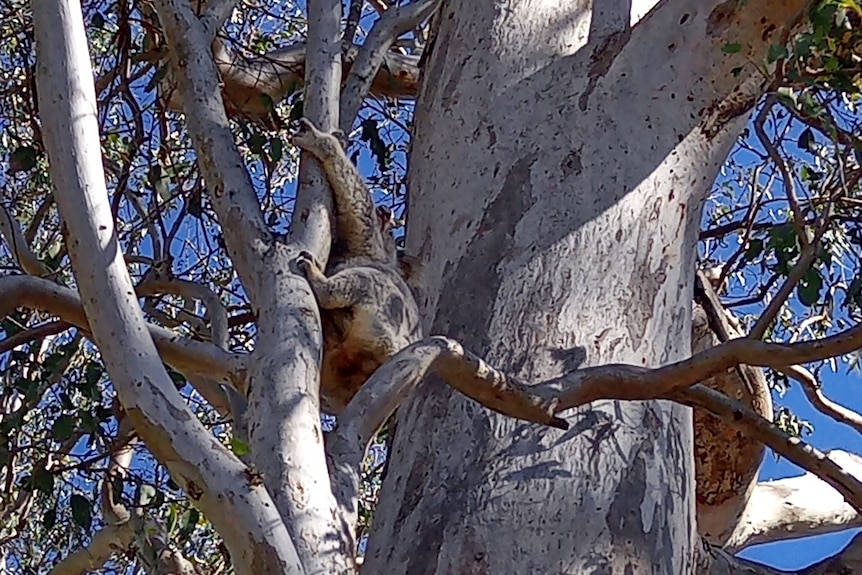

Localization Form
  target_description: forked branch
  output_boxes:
[327,335,566,537]
[671,384,862,514]
[326,316,862,529]
[339,0,441,132]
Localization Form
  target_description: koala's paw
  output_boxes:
[296,251,317,275]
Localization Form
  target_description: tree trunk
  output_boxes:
[364,1,798,572]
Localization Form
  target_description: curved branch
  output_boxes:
[137,271,234,416]
[780,364,862,436]
[137,272,229,349]
[327,336,567,537]
[48,523,137,575]
[33,0,300,567]
[0,275,244,389]
[339,0,441,132]
[0,201,49,276]
[334,336,565,449]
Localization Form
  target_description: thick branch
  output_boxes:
[49,523,137,575]
[160,41,422,122]
[672,385,862,515]
[326,336,567,532]
[153,0,271,294]
[137,270,235,417]
[339,0,440,132]
[201,0,238,36]
[727,451,862,552]
[33,0,300,568]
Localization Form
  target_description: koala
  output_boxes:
[292,118,422,414]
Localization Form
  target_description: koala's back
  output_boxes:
[319,260,421,414]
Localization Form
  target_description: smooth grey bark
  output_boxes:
[363,1,803,573]
[32,0,302,571]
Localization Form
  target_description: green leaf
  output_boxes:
[139,484,157,506]
[43,508,56,530]
[144,64,170,93]
[90,12,105,28]
[51,415,76,441]
[231,436,250,456]
[8,146,39,173]
[797,127,816,152]
[767,44,789,62]
[178,508,199,542]
[32,466,54,494]
[722,42,742,54]
[148,165,171,202]
[248,133,267,155]
[270,137,284,162]
[797,268,823,307]
[70,494,92,530]
[744,238,764,261]
[166,504,178,533]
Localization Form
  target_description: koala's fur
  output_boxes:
[293,118,422,414]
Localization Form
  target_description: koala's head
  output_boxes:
[292,118,344,159]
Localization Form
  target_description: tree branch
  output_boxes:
[672,384,862,516]
[137,267,237,417]
[753,96,808,248]
[339,0,441,133]
[0,275,244,389]
[726,450,862,552]
[779,364,862,436]
[201,0,238,36]
[748,201,832,340]
[546,319,862,412]
[48,523,137,575]
[0,320,72,356]
[342,0,365,49]
[157,41,422,122]
[326,336,568,530]
[137,270,229,349]
[33,0,301,568]
[153,0,271,293]
[0,201,49,276]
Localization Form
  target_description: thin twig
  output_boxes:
[0,320,72,356]
[778,364,862,436]
[754,97,808,246]
[0,202,49,276]
[748,207,832,340]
